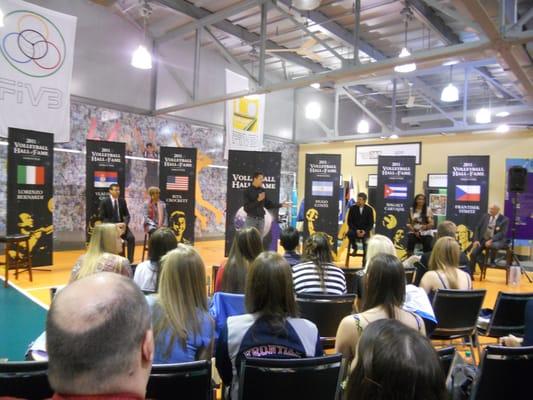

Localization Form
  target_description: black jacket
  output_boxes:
[99,196,131,225]
[347,204,374,237]
[473,213,509,243]
[243,185,280,218]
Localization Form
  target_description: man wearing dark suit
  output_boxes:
[99,184,135,262]
[346,192,375,265]
[469,204,509,274]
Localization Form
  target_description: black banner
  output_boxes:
[159,147,197,244]
[225,150,281,256]
[86,140,126,242]
[304,154,341,252]
[7,128,54,267]
[447,156,490,254]
[375,155,416,260]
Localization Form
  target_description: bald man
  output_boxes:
[46,273,153,399]
[469,204,509,274]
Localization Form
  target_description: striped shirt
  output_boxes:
[292,261,347,295]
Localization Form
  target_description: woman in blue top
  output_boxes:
[147,244,214,364]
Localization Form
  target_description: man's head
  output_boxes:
[280,226,300,252]
[252,172,264,188]
[46,273,153,396]
[489,204,500,217]
[356,192,367,207]
[108,184,120,199]
[436,220,457,239]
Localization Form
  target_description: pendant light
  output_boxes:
[394,6,416,73]
[440,65,459,102]
[131,2,153,70]
[357,119,369,134]
[475,83,492,124]
[0,8,4,27]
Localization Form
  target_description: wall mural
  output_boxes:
[0,102,298,248]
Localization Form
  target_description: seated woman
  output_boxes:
[147,244,214,364]
[335,254,425,370]
[406,193,434,256]
[292,232,346,295]
[215,227,263,293]
[144,186,168,234]
[216,252,322,399]
[69,223,131,282]
[345,319,446,400]
[420,236,472,300]
[134,227,177,292]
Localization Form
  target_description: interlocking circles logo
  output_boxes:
[0,10,67,78]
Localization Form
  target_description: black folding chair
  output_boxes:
[297,295,355,349]
[413,261,427,287]
[436,346,456,378]
[340,268,363,295]
[0,361,53,399]
[430,289,486,364]
[477,292,533,338]
[404,266,416,285]
[146,360,212,400]
[238,354,344,400]
[470,345,533,400]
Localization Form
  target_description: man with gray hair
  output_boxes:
[46,272,154,399]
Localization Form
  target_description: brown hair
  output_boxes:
[302,232,333,290]
[436,220,457,239]
[428,237,460,289]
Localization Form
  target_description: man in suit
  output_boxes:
[469,204,509,274]
[346,192,375,265]
[99,184,135,262]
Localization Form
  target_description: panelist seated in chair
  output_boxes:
[143,186,168,234]
[469,204,509,272]
[346,192,375,264]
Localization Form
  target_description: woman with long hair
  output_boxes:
[335,254,425,370]
[420,236,472,299]
[69,223,131,282]
[133,227,177,292]
[215,227,263,293]
[148,244,214,363]
[345,319,446,400]
[216,252,322,399]
[143,186,168,234]
[292,232,346,295]
[406,193,434,256]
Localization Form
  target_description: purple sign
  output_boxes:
[505,159,533,241]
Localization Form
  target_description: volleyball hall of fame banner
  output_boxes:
[225,150,281,256]
[375,155,416,261]
[447,156,489,254]
[7,128,54,266]
[304,154,341,253]
[159,147,197,244]
[85,140,125,242]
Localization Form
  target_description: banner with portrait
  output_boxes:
[303,154,341,253]
[375,156,416,260]
[225,150,281,256]
[159,147,197,244]
[0,0,77,142]
[85,140,125,242]
[447,156,490,254]
[7,128,54,266]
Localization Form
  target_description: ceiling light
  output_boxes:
[292,0,321,10]
[310,82,320,89]
[357,119,369,134]
[496,111,510,117]
[305,102,321,120]
[131,45,152,69]
[442,60,459,66]
[440,83,459,102]
[475,107,491,124]
[390,134,399,139]
[394,7,416,73]
[496,124,509,133]
[0,8,4,27]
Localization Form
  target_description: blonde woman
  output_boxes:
[420,236,472,301]
[363,234,396,272]
[69,223,131,282]
[147,244,214,363]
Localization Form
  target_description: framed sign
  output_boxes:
[356,142,422,166]
[427,173,448,188]
[368,174,378,188]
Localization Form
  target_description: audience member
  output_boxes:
[345,319,447,400]
[216,252,322,399]
[143,186,168,234]
[134,227,177,292]
[69,223,131,283]
[292,232,346,295]
[280,226,301,266]
[500,299,533,347]
[46,273,153,399]
[147,244,214,364]
[419,220,470,270]
[335,254,425,370]
[420,236,472,300]
[406,194,434,256]
[215,227,263,293]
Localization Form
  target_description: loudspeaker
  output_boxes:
[508,166,527,192]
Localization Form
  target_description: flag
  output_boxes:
[312,180,333,197]
[384,184,408,199]
[17,165,45,185]
[348,176,355,201]
[94,171,118,188]
[455,185,481,202]
[167,176,189,191]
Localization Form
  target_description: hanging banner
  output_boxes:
[375,155,416,260]
[86,140,125,242]
[303,154,341,253]
[447,155,490,254]
[159,147,197,244]
[224,69,265,158]
[7,128,54,266]
[225,150,281,256]
[0,0,77,142]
